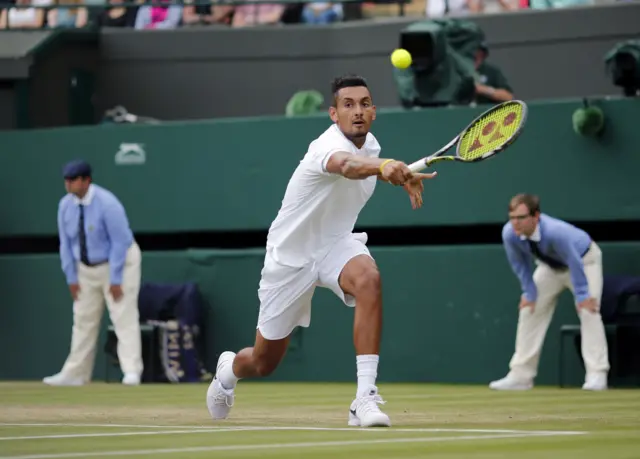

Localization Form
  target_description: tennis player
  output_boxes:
[206,74,437,427]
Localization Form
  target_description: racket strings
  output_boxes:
[458,102,524,160]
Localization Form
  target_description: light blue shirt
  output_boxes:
[502,213,593,304]
[57,184,134,285]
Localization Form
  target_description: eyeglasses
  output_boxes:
[509,214,530,221]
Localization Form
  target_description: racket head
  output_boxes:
[455,100,528,163]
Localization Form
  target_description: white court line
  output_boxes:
[0,429,240,441]
[0,424,213,430]
[199,426,588,435]
[0,432,587,459]
[0,423,587,435]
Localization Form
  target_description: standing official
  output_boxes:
[43,160,143,386]
[490,193,609,391]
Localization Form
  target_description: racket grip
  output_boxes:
[408,159,427,173]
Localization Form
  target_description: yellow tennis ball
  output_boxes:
[391,48,412,69]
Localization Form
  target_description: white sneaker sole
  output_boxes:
[489,385,532,391]
[348,412,391,427]
[582,385,607,391]
[489,380,533,391]
[43,378,85,386]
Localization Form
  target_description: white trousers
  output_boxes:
[59,242,143,382]
[507,242,610,382]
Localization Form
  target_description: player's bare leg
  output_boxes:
[206,331,289,420]
[338,254,391,427]
[232,331,290,378]
[340,255,382,357]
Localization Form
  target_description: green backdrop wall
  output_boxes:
[3,242,639,386]
[0,97,639,237]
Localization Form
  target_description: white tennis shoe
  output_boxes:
[42,373,85,386]
[206,351,236,420]
[489,375,533,391]
[348,385,391,427]
[582,372,607,391]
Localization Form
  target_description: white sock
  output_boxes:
[356,354,379,397]
[218,360,239,390]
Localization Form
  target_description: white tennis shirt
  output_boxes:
[266,123,382,268]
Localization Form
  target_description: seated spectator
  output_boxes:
[0,0,51,29]
[474,41,514,104]
[426,0,482,17]
[96,0,138,27]
[0,0,14,26]
[181,0,233,26]
[47,0,88,28]
[231,0,284,27]
[301,2,342,24]
[134,0,181,29]
[527,0,595,8]
[426,0,516,16]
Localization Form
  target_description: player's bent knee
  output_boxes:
[351,266,381,299]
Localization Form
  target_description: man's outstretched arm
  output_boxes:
[325,151,392,179]
[326,151,433,186]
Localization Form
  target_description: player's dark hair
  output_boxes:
[331,74,369,106]
[509,193,540,215]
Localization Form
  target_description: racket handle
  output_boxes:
[408,159,427,173]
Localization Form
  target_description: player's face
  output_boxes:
[508,203,539,237]
[330,86,376,144]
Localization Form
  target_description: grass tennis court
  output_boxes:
[1,381,638,458]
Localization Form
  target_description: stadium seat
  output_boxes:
[558,275,640,388]
[558,323,620,388]
[104,322,159,383]
[104,282,211,383]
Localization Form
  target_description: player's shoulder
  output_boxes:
[363,132,382,156]
[309,124,381,155]
[309,124,352,153]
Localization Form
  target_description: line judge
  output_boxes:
[43,160,144,386]
[490,193,609,391]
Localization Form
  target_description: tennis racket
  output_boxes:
[407,100,528,173]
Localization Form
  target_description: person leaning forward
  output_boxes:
[490,193,609,392]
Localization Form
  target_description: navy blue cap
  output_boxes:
[62,160,92,179]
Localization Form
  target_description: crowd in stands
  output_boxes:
[0,0,623,30]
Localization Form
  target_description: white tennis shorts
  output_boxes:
[256,232,372,340]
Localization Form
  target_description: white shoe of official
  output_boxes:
[582,373,607,391]
[206,351,236,420]
[348,385,391,427]
[122,373,141,386]
[42,373,85,386]
[489,375,533,391]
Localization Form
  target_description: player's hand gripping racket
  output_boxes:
[407,100,528,173]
